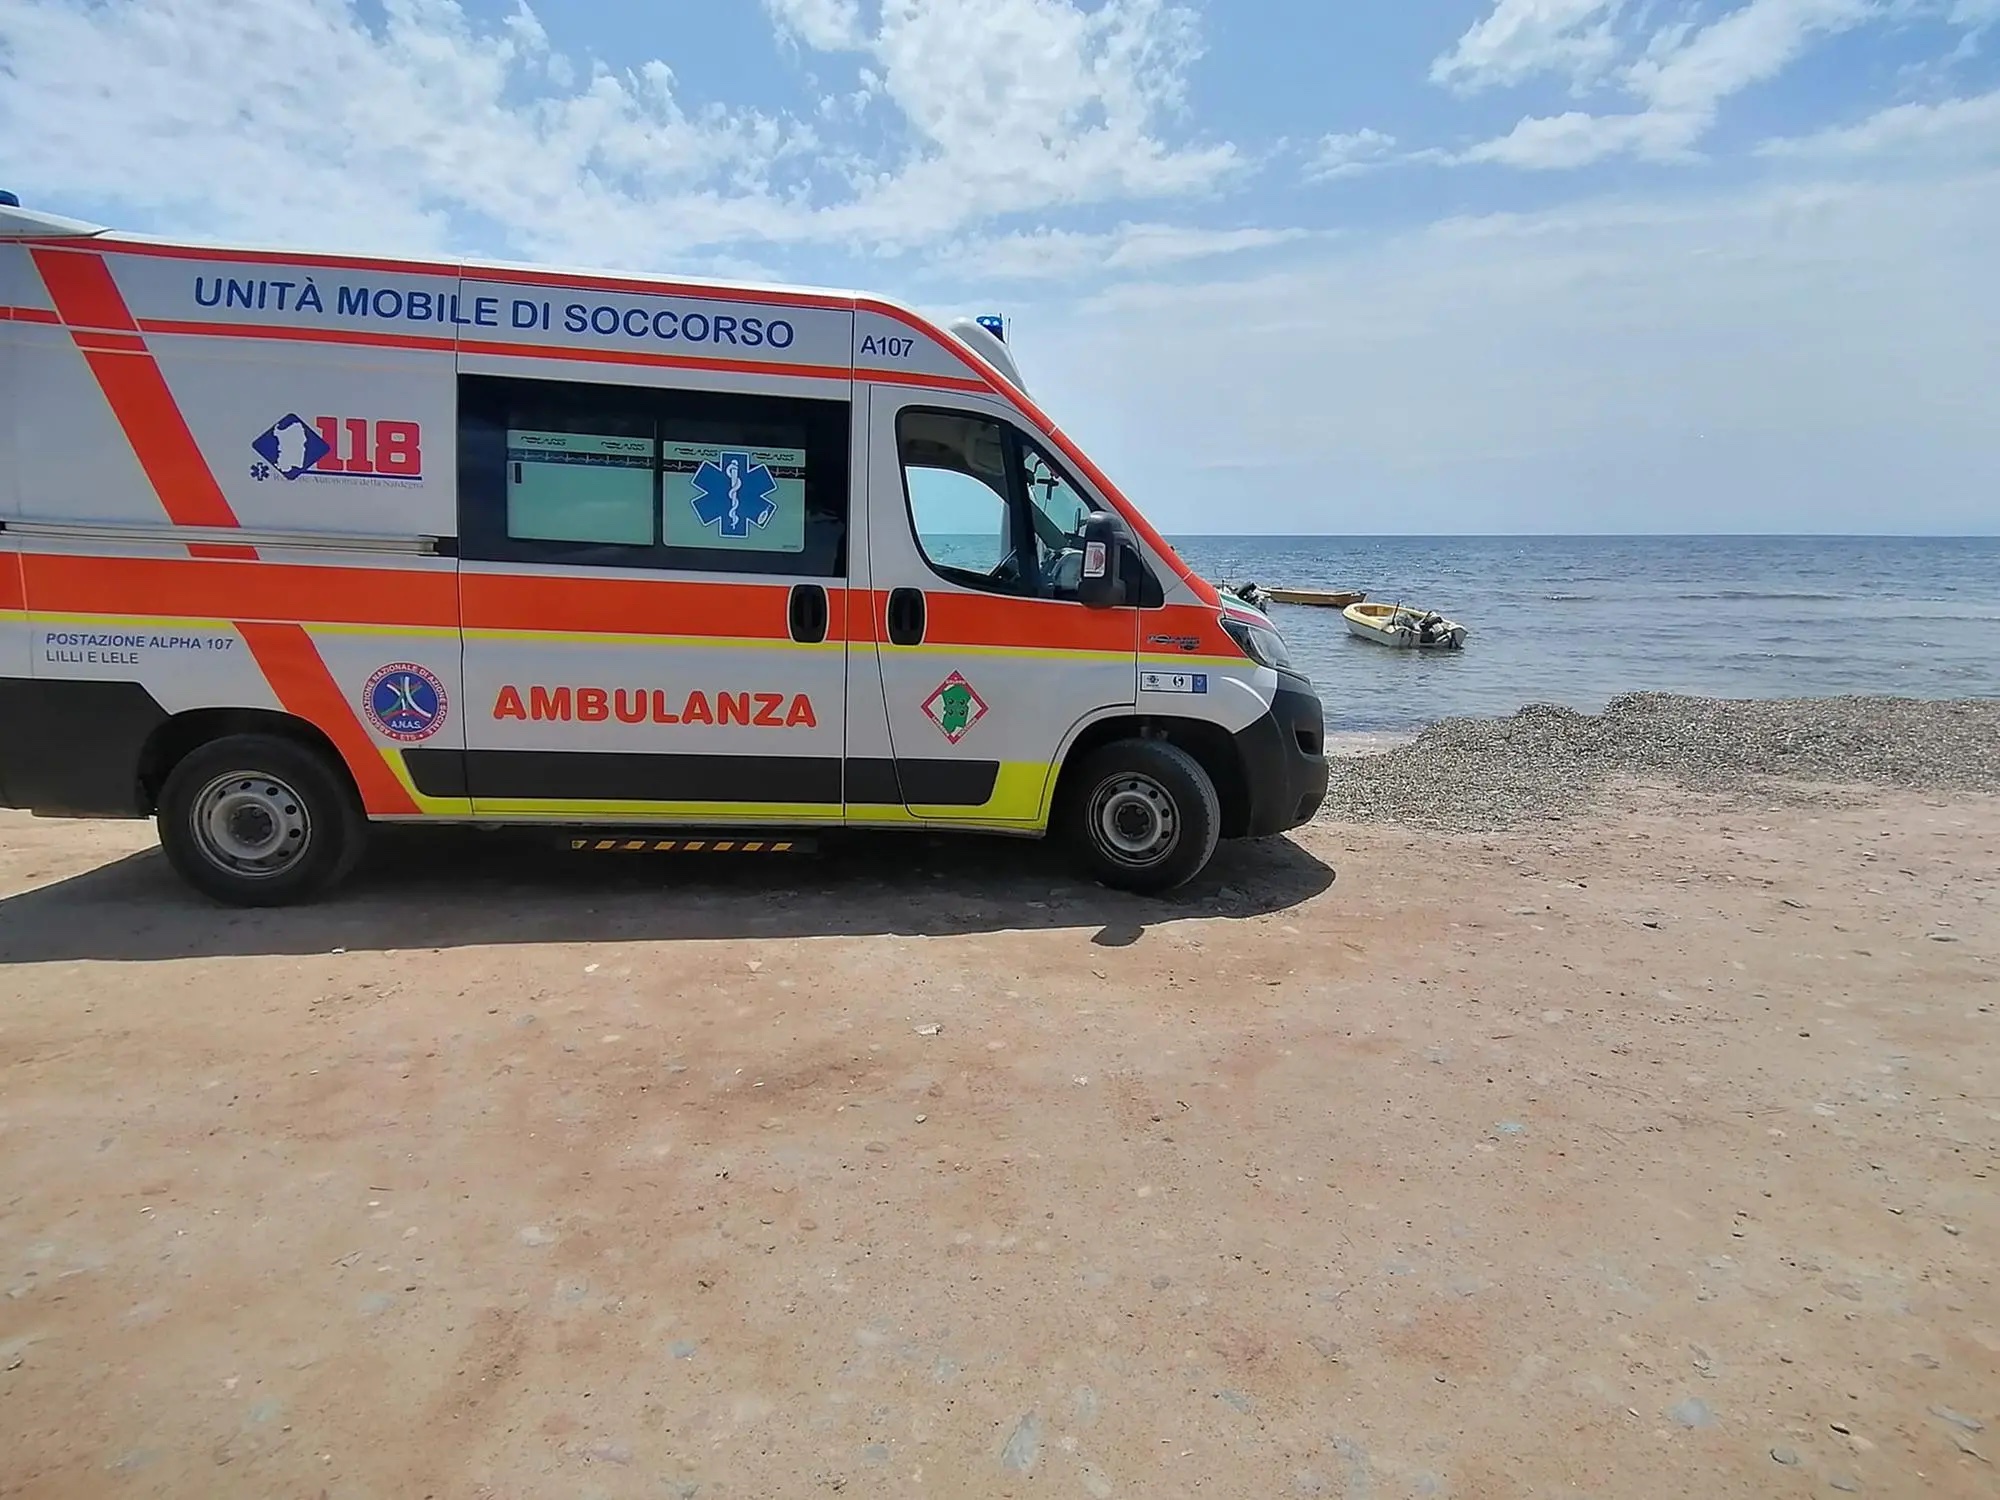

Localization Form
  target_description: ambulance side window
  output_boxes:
[458,374,849,577]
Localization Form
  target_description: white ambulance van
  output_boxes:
[0,195,1327,905]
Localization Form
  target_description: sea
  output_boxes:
[1169,536,2000,736]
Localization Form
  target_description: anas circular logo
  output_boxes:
[364,663,448,743]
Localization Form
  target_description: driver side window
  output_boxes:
[899,410,1015,588]
[897,408,1091,600]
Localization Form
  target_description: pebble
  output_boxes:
[1930,1404,1984,1433]
[1770,1446,1799,1465]
[999,1414,1042,1474]
[1319,695,2000,831]
[1829,1478,1861,1493]
[1668,1397,1716,1429]
[669,1340,698,1359]
[517,1226,557,1247]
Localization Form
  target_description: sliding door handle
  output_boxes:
[886,587,926,647]
[788,583,829,644]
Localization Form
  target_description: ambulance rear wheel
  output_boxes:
[1067,739,1220,894]
[157,735,365,907]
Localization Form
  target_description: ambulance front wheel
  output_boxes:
[156,734,366,907]
[1066,739,1220,894]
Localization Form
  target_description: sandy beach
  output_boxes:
[1,696,1995,1499]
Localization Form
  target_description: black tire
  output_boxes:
[1064,738,1220,894]
[156,734,366,907]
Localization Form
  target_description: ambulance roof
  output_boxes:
[3,201,1026,390]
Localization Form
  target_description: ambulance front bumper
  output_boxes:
[1231,673,1329,836]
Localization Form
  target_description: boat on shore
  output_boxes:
[1261,587,1367,609]
[1222,582,1366,610]
[1343,601,1468,650]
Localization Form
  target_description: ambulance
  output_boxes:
[0,194,1327,905]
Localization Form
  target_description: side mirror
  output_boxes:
[1076,512,1131,610]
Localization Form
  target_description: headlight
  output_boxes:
[1220,615,1293,671]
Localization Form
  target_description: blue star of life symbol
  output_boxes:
[250,413,332,481]
[689,451,779,538]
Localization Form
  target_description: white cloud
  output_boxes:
[1455,108,1700,168]
[1025,165,2000,534]
[0,0,1235,266]
[1624,0,1876,115]
[1452,0,1886,169]
[1758,87,2000,158]
[0,0,812,263]
[1309,128,1398,180]
[936,222,1313,281]
[765,0,865,51]
[1430,0,1627,94]
[801,0,1237,246]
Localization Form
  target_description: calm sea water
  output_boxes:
[1170,536,2000,733]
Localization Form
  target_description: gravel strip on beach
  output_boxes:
[1320,692,2000,831]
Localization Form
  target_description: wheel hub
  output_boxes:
[192,772,311,877]
[1091,774,1178,866]
[225,801,277,849]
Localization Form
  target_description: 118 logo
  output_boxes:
[251,412,424,483]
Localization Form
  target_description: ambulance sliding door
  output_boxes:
[449,373,851,824]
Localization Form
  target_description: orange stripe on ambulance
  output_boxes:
[492,685,818,728]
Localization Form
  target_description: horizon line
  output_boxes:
[1163,532,2000,541]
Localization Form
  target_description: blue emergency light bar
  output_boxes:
[0,191,20,208]
[975,314,1006,342]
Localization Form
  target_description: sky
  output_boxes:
[3,0,1998,535]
